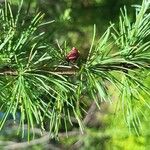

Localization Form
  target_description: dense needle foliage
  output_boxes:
[0,0,149,140]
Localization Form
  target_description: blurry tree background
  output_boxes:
[0,0,150,150]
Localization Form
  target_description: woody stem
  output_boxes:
[0,62,149,76]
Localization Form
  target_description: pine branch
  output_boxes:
[0,62,149,76]
[0,0,149,138]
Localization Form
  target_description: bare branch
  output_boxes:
[1,125,80,150]
[83,102,97,125]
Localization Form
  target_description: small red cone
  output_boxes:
[66,47,80,63]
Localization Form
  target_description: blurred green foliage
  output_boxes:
[10,0,142,49]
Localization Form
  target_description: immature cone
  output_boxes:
[66,47,80,62]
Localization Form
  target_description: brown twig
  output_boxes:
[0,71,18,76]
[83,102,97,125]
[1,125,80,150]
[0,62,149,76]
[70,102,97,150]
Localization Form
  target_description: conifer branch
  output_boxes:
[0,62,149,76]
[0,0,149,138]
